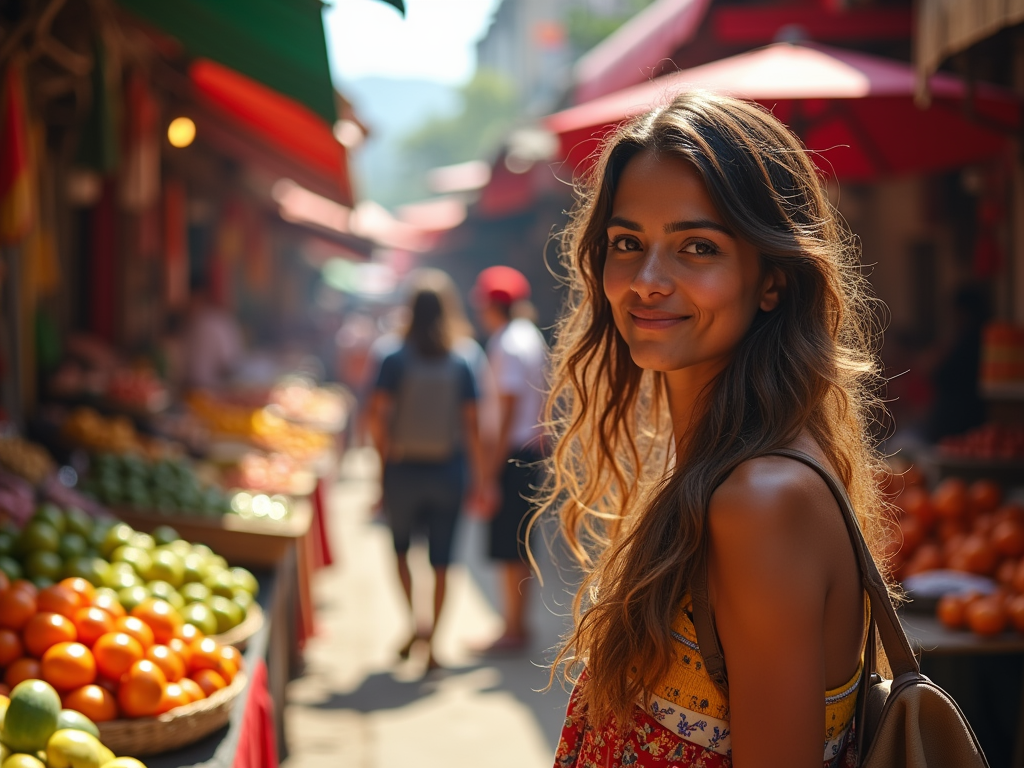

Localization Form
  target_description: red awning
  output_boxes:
[548,41,1019,181]
[573,0,712,104]
[190,59,353,206]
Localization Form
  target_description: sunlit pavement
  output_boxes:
[281,448,576,768]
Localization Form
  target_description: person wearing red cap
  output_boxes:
[474,265,548,652]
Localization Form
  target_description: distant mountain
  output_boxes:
[341,78,461,208]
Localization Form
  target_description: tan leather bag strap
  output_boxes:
[691,447,919,695]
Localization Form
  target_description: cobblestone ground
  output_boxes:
[281,448,576,768]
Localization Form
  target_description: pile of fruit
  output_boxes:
[0,439,56,487]
[0,507,256,638]
[105,371,167,413]
[79,455,229,518]
[1,678,146,768]
[187,394,331,460]
[937,423,1024,461]
[61,411,167,459]
[0,573,244,723]
[890,475,1024,636]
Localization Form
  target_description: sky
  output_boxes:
[323,0,504,85]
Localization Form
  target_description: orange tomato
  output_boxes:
[168,637,192,668]
[23,612,77,658]
[954,534,998,576]
[41,641,96,692]
[898,515,925,556]
[37,584,83,619]
[0,683,9,697]
[72,606,115,648]
[156,682,191,715]
[0,570,9,594]
[0,588,37,630]
[4,657,41,688]
[992,520,1024,558]
[1014,560,1024,595]
[93,675,119,696]
[92,591,126,619]
[0,628,24,667]
[898,486,934,527]
[61,684,118,722]
[114,616,155,650]
[131,599,182,645]
[190,669,227,697]
[117,659,167,718]
[937,592,975,629]
[902,543,944,577]
[59,577,97,605]
[933,478,969,520]
[966,595,1007,636]
[968,479,1002,516]
[996,559,1019,586]
[10,579,38,598]
[145,644,185,682]
[1007,594,1024,634]
[177,677,205,703]
[188,637,221,674]
[92,632,145,681]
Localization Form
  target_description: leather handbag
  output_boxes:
[690,448,990,768]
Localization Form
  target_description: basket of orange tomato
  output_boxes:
[0,576,246,757]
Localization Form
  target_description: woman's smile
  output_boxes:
[627,307,692,330]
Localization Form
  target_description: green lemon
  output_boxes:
[117,585,150,613]
[128,532,155,551]
[146,580,184,611]
[180,553,208,585]
[24,551,63,581]
[168,539,192,558]
[229,567,259,597]
[203,570,235,599]
[32,504,65,534]
[18,522,59,554]
[57,533,88,562]
[62,508,93,538]
[110,546,152,578]
[62,557,110,588]
[181,602,217,635]
[146,550,183,587]
[102,564,140,591]
[151,526,180,547]
[190,544,213,560]
[207,595,243,633]
[1,755,46,768]
[231,588,254,613]
[98,524,133,558]
[181,582,210,604]
[0,531,15,557]
[0,556,23,581]
[54,710,99,739]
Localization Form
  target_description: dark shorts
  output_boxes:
[382,458,465,567]
[489,446,545,562]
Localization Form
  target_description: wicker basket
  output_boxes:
[97,667,247,757]
[210,602,263,649]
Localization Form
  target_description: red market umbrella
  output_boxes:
[546,41,1020,181]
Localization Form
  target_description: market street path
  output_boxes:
[281,448,577,768]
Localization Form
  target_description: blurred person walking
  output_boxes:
[366,271,487,671]
[474,265,548,652]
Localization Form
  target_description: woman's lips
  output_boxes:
[628,308,690,330]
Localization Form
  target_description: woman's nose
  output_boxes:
[630,249,674,299]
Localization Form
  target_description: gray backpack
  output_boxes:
[389,350,463,462]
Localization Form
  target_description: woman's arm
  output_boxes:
[366,390,392,468]
[706,457,833,768]
[462,401,489,510]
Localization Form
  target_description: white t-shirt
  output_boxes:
[486,318,547,452]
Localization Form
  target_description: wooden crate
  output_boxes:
[115,498,312,567]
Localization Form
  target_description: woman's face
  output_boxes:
[602,150,781,377]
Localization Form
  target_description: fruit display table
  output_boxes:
[901,611,1024,768]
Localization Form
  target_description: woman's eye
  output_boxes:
[608,235,641,252]
[681,240,719,257]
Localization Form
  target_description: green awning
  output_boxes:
[117,0,337,123]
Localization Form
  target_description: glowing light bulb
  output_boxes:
[168,117,196,148]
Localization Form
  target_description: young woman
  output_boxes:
[367,271,487,672]
[541,92,893,767]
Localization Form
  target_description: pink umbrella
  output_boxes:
[546,41,1019,180]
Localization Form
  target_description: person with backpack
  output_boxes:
[366,273,486,672]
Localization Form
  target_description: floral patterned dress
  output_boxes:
[553,597,862,768]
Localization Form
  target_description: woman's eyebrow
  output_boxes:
[665,218,734,237]
[607,215,642,231]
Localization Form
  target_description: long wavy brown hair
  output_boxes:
[537,91,892,725]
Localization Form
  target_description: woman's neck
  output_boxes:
[665,361,729,449]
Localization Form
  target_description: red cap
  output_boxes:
[473,265,531,306]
